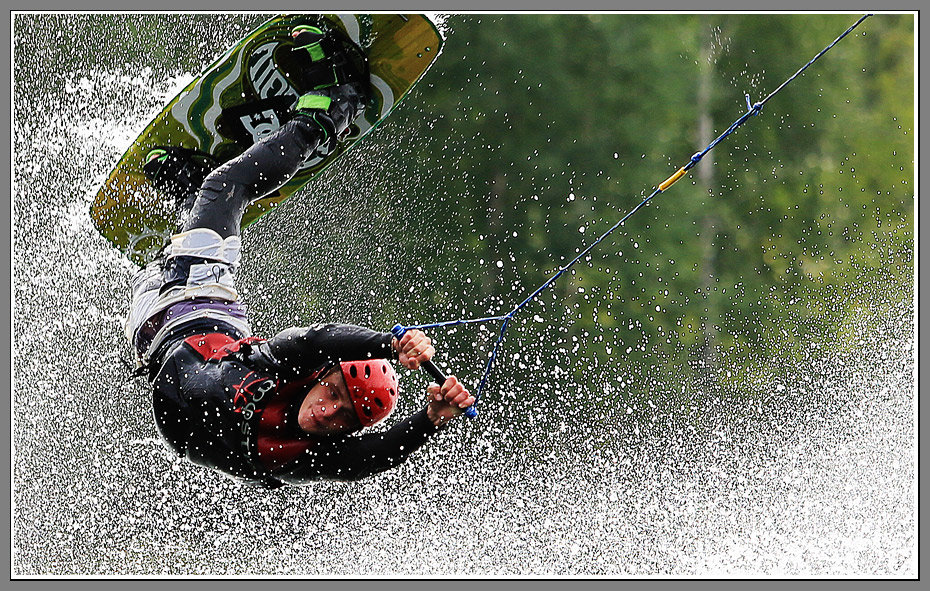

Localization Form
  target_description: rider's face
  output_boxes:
[297,366,361,435]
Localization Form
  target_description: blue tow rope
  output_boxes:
[393,14,873,418]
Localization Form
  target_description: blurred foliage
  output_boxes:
[386,13,913,402]
[15,13,913,410]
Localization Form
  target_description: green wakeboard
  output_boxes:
[91,13,443,266]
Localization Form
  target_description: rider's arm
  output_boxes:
[271,376,473,483]
[254,323,396,378]
[272,406,442,483]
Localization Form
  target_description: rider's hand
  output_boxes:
[426,376,474,427]
[392,329,435,370]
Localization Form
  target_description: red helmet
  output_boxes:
[340,359,398,427]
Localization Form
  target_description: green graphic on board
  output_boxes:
[91,13,443,265]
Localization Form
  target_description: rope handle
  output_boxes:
[391,324,478,419]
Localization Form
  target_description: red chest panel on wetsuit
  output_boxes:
[183,333,322,473]
[255,375,320,471]
[184,333,265,361]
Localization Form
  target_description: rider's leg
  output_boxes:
[181,81,367,238]
[180,116,322,239]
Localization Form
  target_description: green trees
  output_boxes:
[381,14,913,402]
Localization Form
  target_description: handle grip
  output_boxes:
[391,324,477,419]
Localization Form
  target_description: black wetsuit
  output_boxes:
[137,114,440,488]
[151,325,439,488]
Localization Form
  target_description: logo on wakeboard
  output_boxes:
[241,42,298,144]
[244,41,324,167]
[248,42,300,103]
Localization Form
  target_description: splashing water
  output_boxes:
[13,15,914,577]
